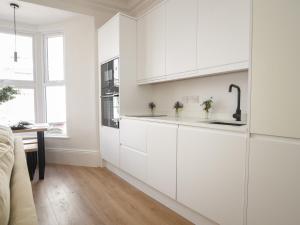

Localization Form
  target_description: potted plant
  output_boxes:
[148,102,156,115]
[201,97,213,119]
[173,101,183,117]
[0,86,19,105]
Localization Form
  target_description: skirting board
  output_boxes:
[105,162,217,225]
[46,148,101,167]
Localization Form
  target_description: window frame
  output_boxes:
[43,32,68,137]
[0,27,38,123]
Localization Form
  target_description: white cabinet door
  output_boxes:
[100,126,120,167]
[250,0,300,139]
[247,135,300,225]
[98,15,119,63]
[147,122,177,199]
[120,145,147,182]
[177,126,247,225]
[137,4,166,81]
[197,0,249,72]
[120,119,147,153]
[165,0,198,75]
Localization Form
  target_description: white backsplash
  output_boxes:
[150,71,249,121]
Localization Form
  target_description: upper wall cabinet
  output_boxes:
[197,0,250,73]
[98,16,119,64]
[137,3,166,82]
[165,0,198,76]
[137,0,250,84]
[250,0,300,139]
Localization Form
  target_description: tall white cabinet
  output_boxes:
[98,14,151,167]
[248,136,300,225]
[248,1,300,225]
[250,0,300,139]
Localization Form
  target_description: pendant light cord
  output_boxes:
[13,6,17,52]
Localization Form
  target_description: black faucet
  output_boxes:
[229,84,241,121]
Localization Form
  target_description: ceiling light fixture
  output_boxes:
[10,2,19,62]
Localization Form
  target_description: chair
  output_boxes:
[23,138,38,180]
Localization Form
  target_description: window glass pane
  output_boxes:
[0,88,35,124]
[46,86,66,135]
[47,36,64,81]
[0,33,33,80]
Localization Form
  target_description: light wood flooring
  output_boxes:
[32,164,193,225]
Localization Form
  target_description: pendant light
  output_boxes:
[10,3,19,62]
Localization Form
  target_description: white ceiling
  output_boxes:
[0,0,78,25]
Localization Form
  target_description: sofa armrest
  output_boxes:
[9,137,38,225]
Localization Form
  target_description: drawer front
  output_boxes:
[120,119,147,153]
[120,145,147,182]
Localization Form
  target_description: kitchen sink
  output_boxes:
[126,114,167,118]
[204,121,247,126]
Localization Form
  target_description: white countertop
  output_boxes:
[121,115,248,133]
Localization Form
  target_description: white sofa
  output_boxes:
[0,125,38,225]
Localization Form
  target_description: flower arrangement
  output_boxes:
[201,97,213,118]
[0,86,19,105]
[173,101,183,116]
[148,102,156,114]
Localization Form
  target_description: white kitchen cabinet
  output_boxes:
[197,0,250,73]
[177,126,247,225]
[165,0,198,76]
[100,126,120,167]
[120,145,147,182]
[147,122,177,199]
[98,15,119,63]
[120,118,147,153]
[247,135,300,225]
[137,3,166,81]
[250,0,300,139]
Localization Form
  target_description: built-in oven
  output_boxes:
[101,58,120,128]
[101,58,119,96]
[101,94,119,128]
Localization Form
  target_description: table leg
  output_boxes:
[37,131,45,180]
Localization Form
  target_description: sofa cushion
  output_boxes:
[0,125,14,225]
[9,137,38,225]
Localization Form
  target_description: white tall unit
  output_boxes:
[248,1,300,225]
[98,14,151,167]
[250,0,300,139]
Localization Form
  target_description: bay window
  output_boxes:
[0,30,67,136]
[44,34,67,136]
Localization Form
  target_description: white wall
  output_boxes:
[151,71,248,120]
[39,15,101,166]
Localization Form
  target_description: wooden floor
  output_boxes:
[32,164,193,225]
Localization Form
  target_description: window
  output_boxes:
[0,32,35,125]
[44,34,67,136]
[0,32,34,81]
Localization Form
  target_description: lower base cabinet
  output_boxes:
[177,126,247,225]
[100,126,120,167]
[119,119,177,198]
[120,145,147,183]
[147,122,177,199]
[247,135,300,225]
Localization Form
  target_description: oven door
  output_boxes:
[101,59,119,96]
[101,95,120,128]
